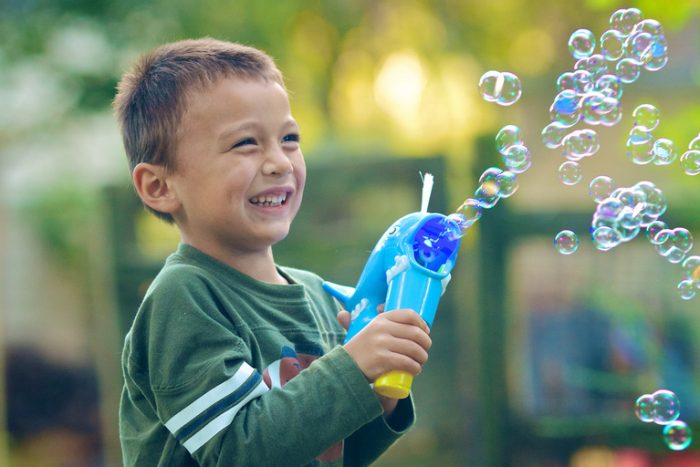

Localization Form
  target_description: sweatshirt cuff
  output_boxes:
[382,395,415,433]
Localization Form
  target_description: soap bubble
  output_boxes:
[625,31,655,65]
[653,389,681,425]
[633,18,665,38]
[503,144,531,174]
[495,171,518,198]
[479,71,522,106]
[569,29,596,59]
[589,176,616,202]
[678,279,697,300]
[550,90,581,127]
[495,125,523,155]
[635,393,655,423]
[592,226,622,251]
[663,420,692,451]
[559,161,583,185]
[474,167,503,208]
[554,230,579,255]
[595,74,623,100]
[600,29,625,61]
[646,221,668,244]
[626,135,654,165]
[451,198,483,231]
[541,122,569,149]
[610,8,643,36]
[563,129,599,159]
[680,150,700,176]
[616,58,641,83]
[652,138,677,165]
[681,255,700,283]
[633,104,660,131]
[689,133,700,150]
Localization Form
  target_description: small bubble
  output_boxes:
[474,167,503,208]
[664,420,693,451]
[652,138,677,165]
[633,104,661,131]
[559,160,583,185]
[496,171,518,198]
[589,176,616,202]
[568,29,596,59]
[681,255,700,283]
[541,122,569,149]
[680,150,700,176]
[678,279,697,300]
[554,230,579,255]
[503,144,531,174]
[616,58,641,83]
[495,125,523,155]
[550,90,581,127]
[652,389,681,425]
[451,199,483,232]
[646,220,668,244]
[600,29,625,61]
[592,226,622,251]
[635,393,655,423]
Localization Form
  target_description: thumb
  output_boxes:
[336,310,351,331]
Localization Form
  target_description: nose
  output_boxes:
[262,145,293,176]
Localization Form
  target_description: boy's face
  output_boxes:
[167,76,306,255]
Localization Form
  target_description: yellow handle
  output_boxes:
[373,370,413,399]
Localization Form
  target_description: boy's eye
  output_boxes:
[282,133,300,143]
[232,137,256,149]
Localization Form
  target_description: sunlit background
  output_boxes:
[1,0,700,465]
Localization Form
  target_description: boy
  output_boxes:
[113,38,432,466]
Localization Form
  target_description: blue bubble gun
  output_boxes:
[322,174,462,399]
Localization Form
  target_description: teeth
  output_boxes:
[250,193,287,207]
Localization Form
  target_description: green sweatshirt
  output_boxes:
[119,243,415,466]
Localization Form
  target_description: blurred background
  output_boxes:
[1,0,700,465]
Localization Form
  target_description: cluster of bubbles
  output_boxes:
[625,104,678,166]
[587,177,699,299]
[450,125,531,233]
[624,103,700,177]
[478,71,522,106]
[542,8,669,183]
[589,179,667,251]
[635,389,692,451]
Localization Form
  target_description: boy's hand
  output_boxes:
[341,308,431,383]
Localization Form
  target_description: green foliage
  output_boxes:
[18,186,98,270]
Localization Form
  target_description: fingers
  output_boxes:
[336,310,351,330]
[377,308,431,338]
[342,307,433,381]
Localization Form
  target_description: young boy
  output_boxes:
[113,38,432,466]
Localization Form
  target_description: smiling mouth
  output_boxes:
[249,192,289,207]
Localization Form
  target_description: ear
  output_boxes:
[132,163,181,215]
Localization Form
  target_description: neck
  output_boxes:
[183,238,288,284]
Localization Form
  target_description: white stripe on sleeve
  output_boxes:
[165,362,256,434]
[182,379,269,453]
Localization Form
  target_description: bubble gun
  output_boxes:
[322,174,462,399]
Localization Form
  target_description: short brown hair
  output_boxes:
[113,38,284,223]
